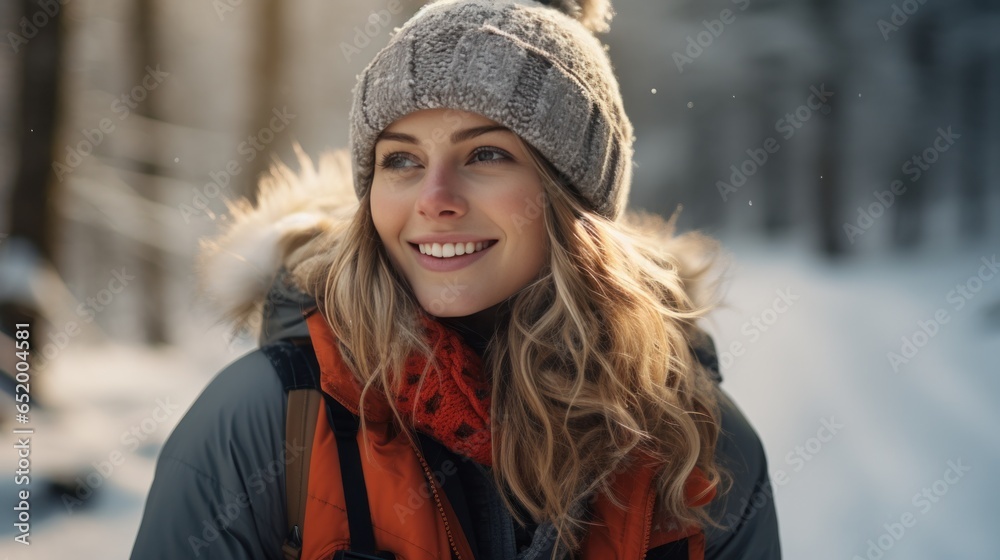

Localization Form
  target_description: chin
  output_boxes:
[417,294,494,318]
[420,300,475,318]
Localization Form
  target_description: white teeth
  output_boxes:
[418,241,492,258]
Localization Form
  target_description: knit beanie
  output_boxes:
[348,0,635,220]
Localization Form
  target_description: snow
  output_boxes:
[2,235,997,559]
[705,235,1000,560]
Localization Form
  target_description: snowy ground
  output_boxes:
[1,235,998,560]
[705,236,1000,560]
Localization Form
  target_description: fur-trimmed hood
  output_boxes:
[198,146,356,340]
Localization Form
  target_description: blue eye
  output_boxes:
[377,152,417,170]
[470,147,512,164]
[376,147,513,172]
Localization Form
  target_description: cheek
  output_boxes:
[494,177,545,220]
[370,188,403,242]
[495,185,548,268]
[524,222,549,273]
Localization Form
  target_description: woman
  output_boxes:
[132,0,781,558]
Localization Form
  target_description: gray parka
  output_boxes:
[130,275,782,559]
[130,150,780,558]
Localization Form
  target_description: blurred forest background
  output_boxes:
[0,0,998,558]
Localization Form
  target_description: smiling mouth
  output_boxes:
[412,240,497,258]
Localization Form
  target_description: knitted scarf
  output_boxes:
[309,311,494,465]
[306,311,717,558]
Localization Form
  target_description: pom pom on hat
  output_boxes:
[535,0,615,33]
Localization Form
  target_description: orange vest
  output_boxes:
[302,313,714,560]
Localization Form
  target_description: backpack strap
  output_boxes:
[284,387,322,559]
[262,339,323,560]
[326,394,396,560]
[262,338,396,560]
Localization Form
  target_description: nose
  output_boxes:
[415,162,468,220]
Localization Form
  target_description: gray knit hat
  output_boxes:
[348,0,634,220]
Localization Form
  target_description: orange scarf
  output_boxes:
[307,311,718,509]
[308,312,494,465]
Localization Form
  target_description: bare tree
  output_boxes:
[1,0,65,334]
[130,0,168,344]
[958,49,989,239]
[893,15,938,249]
[807,0,847,257]
[240,0,285,204]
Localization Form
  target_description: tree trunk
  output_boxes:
[809,0,846,257]
[893,16,938,249]
[1,0,64,335]
[132,0,168,344]
[958,52,987,239]
[816,94,845,258]
[240,0,284,204]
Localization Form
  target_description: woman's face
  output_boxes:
[371,108,548,317]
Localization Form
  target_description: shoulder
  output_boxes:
[133,349,290,559]
[713,389,768,482]
[160,350,287,462]
[156,349,290,495]
[701,388,782,559]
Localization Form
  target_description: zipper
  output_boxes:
[640,485,656,560]
[407,438,464,560]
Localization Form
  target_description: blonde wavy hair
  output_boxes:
[288,139,728,554]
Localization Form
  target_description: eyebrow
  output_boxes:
[375,124,512,146]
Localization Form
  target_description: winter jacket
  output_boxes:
[130,275,781,559]
[130,150,781,559]
[284,306,713,559]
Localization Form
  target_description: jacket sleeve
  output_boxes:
[130,350,290,560]
[701,388,782,560]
